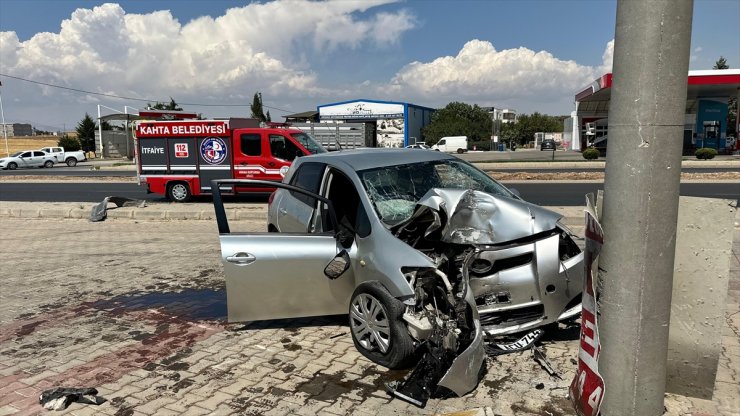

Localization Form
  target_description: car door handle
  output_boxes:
[279,208,287,215]
[226,252,256,265]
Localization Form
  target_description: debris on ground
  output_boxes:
[39,387,106,411]
[532,345,563,380]
[90,196,147,222]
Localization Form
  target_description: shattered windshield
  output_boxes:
[359,159,515,225]
[290,132,326,154]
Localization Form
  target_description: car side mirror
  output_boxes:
[324,250,350,280]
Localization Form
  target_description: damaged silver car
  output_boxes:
[213,149,583,406]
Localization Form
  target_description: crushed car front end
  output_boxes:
[358,160,585,338]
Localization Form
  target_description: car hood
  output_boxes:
[402,188,563,245]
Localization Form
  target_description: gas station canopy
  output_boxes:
[572,69,740,151]
[575,69,740,118]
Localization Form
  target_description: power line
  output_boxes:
[0,73,293,113]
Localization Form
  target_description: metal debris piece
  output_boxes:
[384,343,452,408]
[90,196,146,222]
[532,345,562,380]
[39,387,106,411]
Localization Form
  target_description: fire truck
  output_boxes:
[135,118,326,202]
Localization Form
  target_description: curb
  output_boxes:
[0,202,269,222]
[0,202,586,224]
[2,203,736,228]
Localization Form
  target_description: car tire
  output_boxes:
[167,182,192,203]
[44,160,54,168]
[7,162,17,170]
[66,158,77,167]
[349,281,416,369]
[457,148,464,154]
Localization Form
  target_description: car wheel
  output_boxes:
[66,158,77,167]
[44,160,54,168]
[8,162,17,170]
[349,282,416,369]
[167,182,192,203]
[457,148,464,154]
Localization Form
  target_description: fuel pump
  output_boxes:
[702,120,720,148]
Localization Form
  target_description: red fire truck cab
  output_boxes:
[135,118,326,202]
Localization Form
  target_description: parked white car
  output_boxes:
[38,147,86,167]
[0,151,55,170]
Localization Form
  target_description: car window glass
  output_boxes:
[270,135,302,161]
[21,152,31,158]
[289,132,326,154]
[240,133,261,156]
[34,151,44,157]
[289,162,325,206]
[360,160,514,225]
[438,139,446,145]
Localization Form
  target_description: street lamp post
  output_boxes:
[0,81,9,157]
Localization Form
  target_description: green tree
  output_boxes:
[713,56,736,136]
[499,112,566,146]
[422,102,492,144]
[251,92,268,122]
[147,97,183,111]
[57,135,81,152]
[713,56,729,69]
[75,113,96,152]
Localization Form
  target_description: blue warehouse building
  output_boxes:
[317,99,435,148]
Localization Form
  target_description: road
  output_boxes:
[1,181,737,206]
[1,165,736,177]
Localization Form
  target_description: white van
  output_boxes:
[431,136,468,153]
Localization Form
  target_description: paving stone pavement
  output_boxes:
[0,210,737,415]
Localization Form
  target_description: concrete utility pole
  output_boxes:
[598,1,693,415]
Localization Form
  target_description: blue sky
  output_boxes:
[0,0,738,131]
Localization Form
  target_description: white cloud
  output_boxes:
[0,0,618,126]
[0,0,414,126]
[600,40,614,72]
[382,39,614,112]
[690,46,702,62]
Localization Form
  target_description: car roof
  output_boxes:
[302,148,457,171]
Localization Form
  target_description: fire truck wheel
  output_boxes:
[167,182,192,203]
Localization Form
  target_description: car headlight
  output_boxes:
[557,220,582,260]
[556,219,575,236]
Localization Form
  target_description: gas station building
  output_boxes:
[568,69,740,152]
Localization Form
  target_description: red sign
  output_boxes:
[136,121,228,138]
[570,201,605,416]
[174,143,189,158]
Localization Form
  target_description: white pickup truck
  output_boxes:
[39,147,87,167]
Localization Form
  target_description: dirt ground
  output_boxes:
[2,137,60,154]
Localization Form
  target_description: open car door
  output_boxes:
[212,179,355,322]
